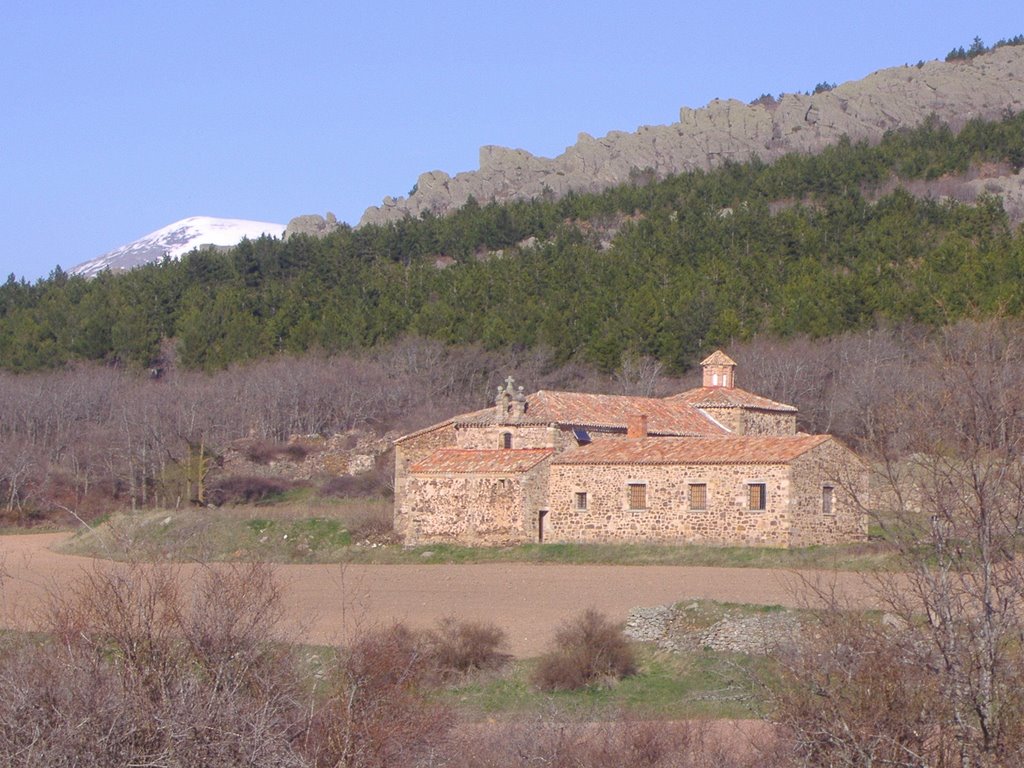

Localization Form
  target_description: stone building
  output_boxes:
[394,352,867,548]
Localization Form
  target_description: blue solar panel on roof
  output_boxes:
[573,427,591,444]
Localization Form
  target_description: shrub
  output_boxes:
[0,563,309,767]
[241,439,311,464]
[0,565,462,767]
[425,617,510,681]
[207,475,296,505]
[319,473,386,498]
[320,451,394,500]
[531,609,637,691]
[442,716,757,767]
[328,500,394,543]
[309,623,454,768]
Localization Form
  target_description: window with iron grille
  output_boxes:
[575,491,588,511]
[822,485,834,515]
[689,483,707,510]
[748,483,766,511]
[627,483,647,510]
[501,432,512,449]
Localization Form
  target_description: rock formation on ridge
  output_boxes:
[343,47,1024,228]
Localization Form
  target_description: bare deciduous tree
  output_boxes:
[772,319,1024,767]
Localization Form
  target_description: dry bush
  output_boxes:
[0,563,478,767]
[424,617,510,681]
[443,716,761,768]
[320,449,395,501]
[0,563,309,767]
[767,319,1024,767]
[770,608,940,767]
[308,623,454,768]
[0,567,481,766]
[333,500,394,542]
[207,474,297,505]
[241,439,313,464]
[531,608,637,691]
[319,473,388,499]
[771,602,1024,767]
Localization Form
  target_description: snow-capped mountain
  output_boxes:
[71,216,286,278]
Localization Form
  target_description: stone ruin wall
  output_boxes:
[697,407,742,433]
[221,430,395,481]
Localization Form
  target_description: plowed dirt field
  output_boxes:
[0,532,877,655]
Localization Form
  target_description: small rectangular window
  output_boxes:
[689,483,707,510]
[627,483,647,510]
[575,491,588,511]
[822,486,834,515]
[748,483,766,511]
[501,432,512,449]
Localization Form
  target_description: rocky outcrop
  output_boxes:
[966,167,1024,221]
[356,47,1024,226]
[283,212,342,240]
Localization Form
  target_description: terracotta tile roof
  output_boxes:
[665,386,797,413]
[701,350,737,367]
[552,434,830,465]
[394,406,493,444]
[411,448,554,474]
[456,391,727,436]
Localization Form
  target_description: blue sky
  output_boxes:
[1,1,1020,281]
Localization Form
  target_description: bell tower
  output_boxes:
[701,350,737,389]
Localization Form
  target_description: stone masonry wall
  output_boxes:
[456,424,567,450]
[547,461,792,546]
[740,410,796,436]
[696,407,794,436]
[522,457,552,543]
[403,455,554,546]
[403,473,526,545]
[394,424,457,539]
[455,423,633,451]
[787,440,869,546]
[699,408,741,433]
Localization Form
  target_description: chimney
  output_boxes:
[627,414,649,439]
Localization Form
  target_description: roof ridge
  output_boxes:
[666,385,797,412]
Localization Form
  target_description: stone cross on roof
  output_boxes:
[495,376,527,419]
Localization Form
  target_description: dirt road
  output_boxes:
[0,532,878,656]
